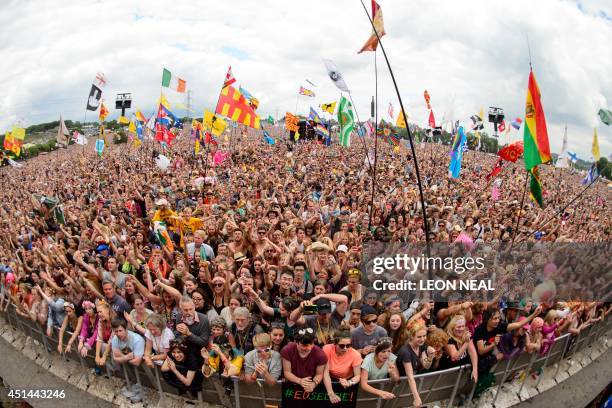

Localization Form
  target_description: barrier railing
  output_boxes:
[0,302,609,408]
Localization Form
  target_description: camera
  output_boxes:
[303,304,318,315]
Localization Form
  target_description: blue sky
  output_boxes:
[0,0,610,159]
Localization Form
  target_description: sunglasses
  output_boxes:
[256,347,271,354]
[337,343,351,349]
[213,283,224,288]
[364,319,377,325]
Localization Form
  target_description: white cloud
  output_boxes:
[0,0,610,159]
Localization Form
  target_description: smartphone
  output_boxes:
[303,305,318,315]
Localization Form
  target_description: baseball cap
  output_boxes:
[315,298,332,314]
[335,244,348,253]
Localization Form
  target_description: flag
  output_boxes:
[365,119,374,137]
[523,70,551,171]
[86,84,102,111]
[358,0,386,53]
[316,124,329,138]
[498,120,506,132]
[308,107,321,123]
[3,131,13,151]
[424,90,431,110]
[155,123,176,145]
[95,139,104,156]
[337,96,354,147]
[491,184,501,201]
[128,118,137,133]
[323,59,350,92]
[7,158,22,167]
[203,110,228,136]
[320,102,337,115]
[592,128,600,161]
[267,115,275,125]
[568,152,578,163]
[396,110,407,128]
[299,86,316,97]
[135,111,147,123]
[157,104,178,127]
[73,131,88,145]
[470,114,484,131]
[449,126,467,178]
[511,117,523,130]
[486,158,504,180]
[161,68,186,93]
[11,126,25,156]
[582,164,599,185]
[285,112,299,132]
[529,167,544,207]
[498,141,524,163]
[239,86,259,110]
[158,93,172,109]
[118,116,130,124]
[263,130,275,145]
[556,127,569,168]
[428,110,436,128]
[95,72,107,87]
[223,66,236,88]
[215,85,261,129]
[98,102,109,121]
[54,115,69,146]
[598,108,612,126]
[388,102,394,119]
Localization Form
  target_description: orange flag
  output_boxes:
[358,0,386,53]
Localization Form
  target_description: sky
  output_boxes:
[0,0,610,160]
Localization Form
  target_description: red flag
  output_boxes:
[358,0,386,53]
[498,120,506,133]
[428,110,436,128]
[498,141,524,163]
[486,158,504,180]
[223,66,236,88]
[424,90,431,110]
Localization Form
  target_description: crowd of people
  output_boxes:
[0,126,609,406]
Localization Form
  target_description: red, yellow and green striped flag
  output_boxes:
[523,70,551,207]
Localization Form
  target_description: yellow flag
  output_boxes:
[118,116,130,124]
[203,110,227,136]
[157,93,171,109]
[478,107,484,122]
[396,110,407,128]
[194,140,200,155]
[592,128,600,161]
[320,102,337,115]
[128,120,136,133]
[132,139,142,148]
[11,126,25,141]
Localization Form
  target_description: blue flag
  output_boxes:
[448,126,467,178]
[263,130,275,145]
[308,107,321,123]
[582,164,598,185]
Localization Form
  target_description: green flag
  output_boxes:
[598,108,612,126]
[337,96,354,147]
[267,115,274,125]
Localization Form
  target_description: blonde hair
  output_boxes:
[445,315,467,344]
[407,321,426,339]
[253,333,271,348]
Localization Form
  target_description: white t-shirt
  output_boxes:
[144,328,175,365]
[361,352,397,380]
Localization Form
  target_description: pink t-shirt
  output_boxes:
[323,344,363,379]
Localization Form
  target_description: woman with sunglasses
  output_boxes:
[360,338,398,400]
[244,333,282,385]
[322,329,362,404]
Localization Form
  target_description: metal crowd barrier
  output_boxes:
[0,301,609,408]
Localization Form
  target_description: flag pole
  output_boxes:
[510,173,529,249]
[368,49,379,230]
[347,93,374,174]
[359,0,432,252]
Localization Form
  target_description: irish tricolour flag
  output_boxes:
[161,68,186,93]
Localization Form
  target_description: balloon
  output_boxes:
[155,155,171,171]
